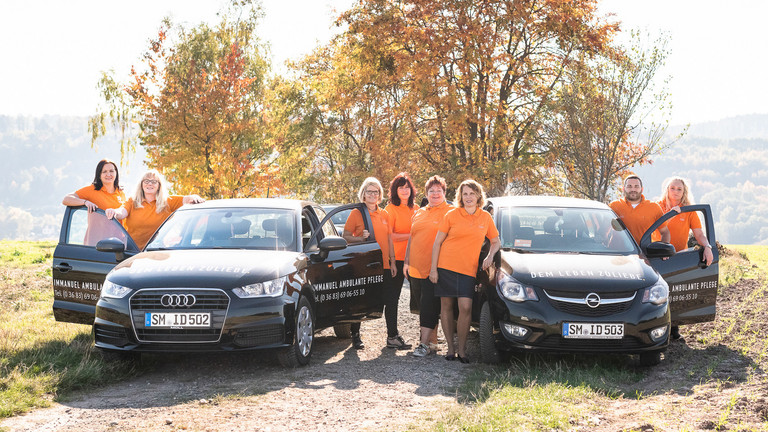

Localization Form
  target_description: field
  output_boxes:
[1,240,767,431]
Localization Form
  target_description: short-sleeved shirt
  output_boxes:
[408,201,452,279]
[384,203,416,261]
[609,195,664,245]
[76,185,126,210]
[343,206,392,269]
[436,207,499,277]
[651,200,702,251]
[122,196,185,249]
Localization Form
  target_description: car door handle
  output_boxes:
[53,263,72,272]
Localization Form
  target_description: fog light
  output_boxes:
[649,325,669,342]
[502,322,529,338]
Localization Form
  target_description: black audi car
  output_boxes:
[52,199,386,367]
[475,196,719,366]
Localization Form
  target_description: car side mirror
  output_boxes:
[96,237,127,262]
[645,241,676,259]
[311,236,347,262]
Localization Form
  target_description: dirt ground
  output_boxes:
[3,266,768,432]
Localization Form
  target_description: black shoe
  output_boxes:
[352,334,365,350]
[457,355,470,364]
[671,325,681,340]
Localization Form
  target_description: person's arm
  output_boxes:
[63,192,98,212]
[659,225,671,243]
[388,226,396,277]
[403,237,412,278]
[692,228,714,266]
[183,194,205,204]
[391,232,410,242]
[482,236,501,270]
[429,231,448,283]
[105,206,128,220]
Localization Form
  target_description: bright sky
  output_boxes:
[1,0,766,125]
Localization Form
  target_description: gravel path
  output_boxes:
[3,284,477,432]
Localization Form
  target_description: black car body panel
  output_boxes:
[477,196,718,361]
[52,199,386,362]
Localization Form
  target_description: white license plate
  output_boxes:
[562,322,624,339]
[144,312,211,328]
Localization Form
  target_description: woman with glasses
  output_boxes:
[429,179,500,363]
[342,177,404,350]
[106,169,204,249]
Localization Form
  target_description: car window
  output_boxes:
[146,207,298,251]
[67,207,129,247]
[497,206,635,253]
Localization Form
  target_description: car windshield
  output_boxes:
[496,206,636,254]
[145,208,298,251]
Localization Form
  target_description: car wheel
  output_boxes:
[278,296,314,368]
[638,351,662,366]
[479,300,501,364]
[99,349,140,363]
[333,324,352,339]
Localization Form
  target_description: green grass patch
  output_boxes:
[0,241,142,418]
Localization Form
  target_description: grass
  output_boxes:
[0,240,143,418]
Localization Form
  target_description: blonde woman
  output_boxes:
[106,169,204,249]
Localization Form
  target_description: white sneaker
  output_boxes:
[411,343,431,357]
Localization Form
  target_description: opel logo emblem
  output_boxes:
[585,293,601,308]
[161,293,196,308]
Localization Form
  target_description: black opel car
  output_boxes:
[52,199,386,367]
[476,196,718,366]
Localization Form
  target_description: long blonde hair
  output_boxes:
[133,169,170,213]
[661,176,694,208]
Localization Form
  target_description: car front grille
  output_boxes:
[544,289,635,317]
[536,335,646,350]
[233,325,285,347]
[129,289,229,343]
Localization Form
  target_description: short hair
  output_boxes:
[424,175,447,194]
[388,172,416,208]
[133,169,170,213]
[455,179,486,209]
[357,177,384,203]
[92,159,121,191]
[623,174,643,188]
[661,176,694,207]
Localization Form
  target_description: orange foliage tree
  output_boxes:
[90,1,282,199]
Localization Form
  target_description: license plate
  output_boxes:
[562,322,624,339]
[144,312,211,328]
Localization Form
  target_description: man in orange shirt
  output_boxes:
[609,175,670,245]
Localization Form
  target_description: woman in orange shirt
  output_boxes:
[384,172,417,347]
[62,159,127,245]
[429,179,500,363]
[404,175,452,357]
[106,169,204,249]
[342,177,406,350]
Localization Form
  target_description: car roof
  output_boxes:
[179,198,314,212]
[487,195,611,210]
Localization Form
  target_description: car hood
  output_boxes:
[107,249,305,289]
[502,251,658,292]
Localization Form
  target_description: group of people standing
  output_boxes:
[342,173,499,362]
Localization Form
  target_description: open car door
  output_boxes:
[639,204,719,325]
[52,206,140,324]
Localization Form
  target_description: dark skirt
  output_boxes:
[435,268,475,299]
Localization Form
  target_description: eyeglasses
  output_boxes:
[142,179,159,185]
[364,189,380,196]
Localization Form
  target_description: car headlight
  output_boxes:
[101,280,132,299]
[233,276,286,298]
[642,278,669,305]
[497,270,538,302]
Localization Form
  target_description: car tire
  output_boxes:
[333,324,352,339]
[639,350,662,367]
[99,349,140,363]
[278,296,314,368]
[479,300,501,364]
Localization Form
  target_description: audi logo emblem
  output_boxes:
[585,293,601,308]
[161,293,196,308]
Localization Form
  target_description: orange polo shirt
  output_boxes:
[76,185,126,210]
[122,196,185,249]
[384,203,416,261]
[651,200,702,251]
[609,195,664,245]
[344,207,392,269]
[408,201,452,279]
[436,207,499,277]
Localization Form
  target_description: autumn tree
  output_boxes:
[90,1,281,199]
[544,33,679,202]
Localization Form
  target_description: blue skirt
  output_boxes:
[435,268,475,299]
